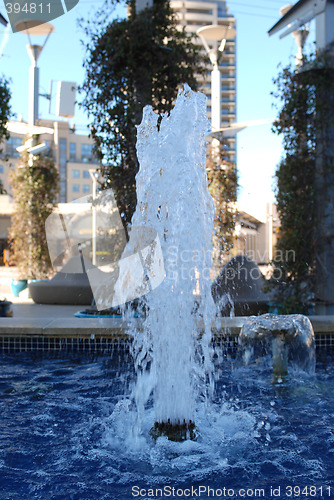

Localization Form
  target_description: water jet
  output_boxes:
[238,314,316,378]
[115,84,216,441]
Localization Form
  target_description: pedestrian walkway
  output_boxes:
[0,265,90,319]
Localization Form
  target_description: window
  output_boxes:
[59,139,67,202]
[83,170,90,179]
[72,169,80,178]
[59,138,67,152]
[59,139,67,165]
[70,142,76,161]
[82,184,90,193]
[81,144,94,163]
[6,137,23,157]
[0,165,4,174]
[72,184,80,193]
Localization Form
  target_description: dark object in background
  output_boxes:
[74,298,148,318]
[0,298,13,317]
[211,255,271,316]
[28,256,94,305]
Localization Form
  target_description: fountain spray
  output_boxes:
[128,85,216,440]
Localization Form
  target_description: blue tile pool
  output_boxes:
[0,351,334,499]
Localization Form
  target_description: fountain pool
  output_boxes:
[0,351,334,499]
[2,86,334,498]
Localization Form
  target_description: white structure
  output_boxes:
[279,4,309,68]
[171,0,237,162]
[56,81,77,118]
[268,0,334,51]
[197,23,236,133]
[15,21,55,127]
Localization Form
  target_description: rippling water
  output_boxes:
[1,352,334,500]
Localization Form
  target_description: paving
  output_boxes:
[0,266,124,337]
[1,266,334,340]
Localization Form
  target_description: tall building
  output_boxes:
[170,0,237,163]
[0,120,98,203]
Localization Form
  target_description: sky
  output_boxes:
[0,0,317,221]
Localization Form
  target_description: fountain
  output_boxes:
[0,85,333,497]
[113,84,318,440]
[115,84,216,440]
[238,314,316,378]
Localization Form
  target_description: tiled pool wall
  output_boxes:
[0,335,132,355]
[1,332,334,355]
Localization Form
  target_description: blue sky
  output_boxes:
[0,0,316,220]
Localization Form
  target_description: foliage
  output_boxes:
[270,50,334,313]
[9,152,59,279]
[206,142,238,270]
[0,76,12,193]
[80,0,205,227]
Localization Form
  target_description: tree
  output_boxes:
[80,0,205,227]
[270,50,334,313]
[9,152,59,279]
[206,142,238,270]
[0,76,12,194]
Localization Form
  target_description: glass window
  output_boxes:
[81,144,94,163]
[59,138,67,169]
[83,170,90,179]
[72,169,80,178]
[82,184,90,193]
[0,165,4,174]
[60,138,67,152]
[6,137,23,157]
[72,184,80,193]
[70,142,76,161]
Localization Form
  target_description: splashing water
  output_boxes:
[118,85,216,435]
[238,314,316,377]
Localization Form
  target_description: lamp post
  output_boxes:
[14,21,55,128]
[197,24,236,135]
[15,21,54,276]
[89,169,99,266]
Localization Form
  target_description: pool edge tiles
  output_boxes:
[1,316,334,353]
[0,317,135,354]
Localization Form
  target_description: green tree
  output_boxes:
[0,76,12,193]
[80,0,205,227]
[206,142,238,270]
[270,51,334,313]
[9,152,59,279]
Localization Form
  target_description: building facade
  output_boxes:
[0,120,98,258]
[234,203,280,269]
[171,0,237,163]
[0,119,98,203]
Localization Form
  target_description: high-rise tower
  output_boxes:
[171,0,237,163]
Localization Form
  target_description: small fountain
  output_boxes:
[238,314,316,378]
